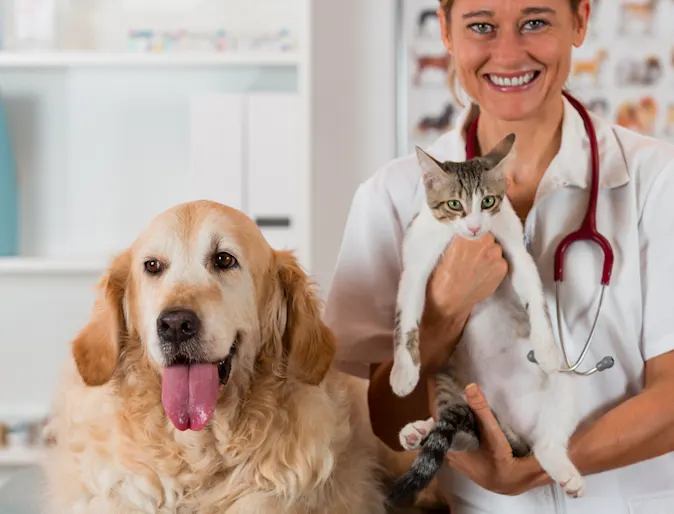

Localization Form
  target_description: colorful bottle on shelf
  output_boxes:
[0,90,18,256]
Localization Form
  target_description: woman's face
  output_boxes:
[440,0,589,121]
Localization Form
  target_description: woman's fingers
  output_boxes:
[427,376,439,420]
[465,383,512,459]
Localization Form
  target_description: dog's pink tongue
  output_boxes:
[161,364,220,431]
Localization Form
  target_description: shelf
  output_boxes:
[0,51,301,68]
[0,448,43,466]
[0,257,107,275]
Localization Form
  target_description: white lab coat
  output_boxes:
[323,95,674,514]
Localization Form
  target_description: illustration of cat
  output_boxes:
[388,133,583,504]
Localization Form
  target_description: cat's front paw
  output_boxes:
[399,418,435,451]
[390,348,420,397]
[560,472,586,499]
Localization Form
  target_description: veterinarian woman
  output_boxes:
[323,1,674,513]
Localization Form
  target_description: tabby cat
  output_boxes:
[387,133,584,504]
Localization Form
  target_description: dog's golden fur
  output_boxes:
[42,200,420,513]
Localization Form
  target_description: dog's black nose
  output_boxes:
[157,309,201,344]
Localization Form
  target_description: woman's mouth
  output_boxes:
[484,71,541,92]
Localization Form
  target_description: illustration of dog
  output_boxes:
[586,98,609,118]
[416,103,455,134]
[572,49,608,87]
[615,97,657,136]
[413,52,451,87]
[618,0,658,36]
[664,104,674,135]
[417,9,439,37]
[616,55,663,86]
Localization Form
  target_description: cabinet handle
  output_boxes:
[255,216,291,228]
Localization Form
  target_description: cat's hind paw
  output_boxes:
[399,418,435,451]
[390,348,420,397]
[560,473,586,499]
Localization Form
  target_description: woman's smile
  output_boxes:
[484,70,541,91]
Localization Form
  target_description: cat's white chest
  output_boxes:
[452,288,547,437]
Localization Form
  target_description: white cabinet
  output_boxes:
[0,0,313,469]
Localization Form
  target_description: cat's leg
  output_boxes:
[399,417,436,450]
[531,373,585,498]
[491,215,561,375]
[390,265,428,396]
[390,234,448,397]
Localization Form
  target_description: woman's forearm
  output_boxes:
[518,366,674,490]
[368,359,432,449]
[368,309,469,449]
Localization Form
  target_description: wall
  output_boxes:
[311,0,398,298]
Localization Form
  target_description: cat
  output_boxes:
[387,133,584,504]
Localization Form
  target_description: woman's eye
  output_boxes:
[469,23,494,34]
[522,19,548,31]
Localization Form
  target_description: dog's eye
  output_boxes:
[214,252,237,270]
[144,259,163,274]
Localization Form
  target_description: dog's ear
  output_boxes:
[275,250,336,385]
[72,250,131,386]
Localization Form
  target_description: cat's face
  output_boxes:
[417,133,514,239]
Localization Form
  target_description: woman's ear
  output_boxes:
[274,250,336,385]
[437,6,452,54]
[573,0,591,47]
[72,250,131,386]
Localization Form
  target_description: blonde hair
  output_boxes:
[438,0,583,106]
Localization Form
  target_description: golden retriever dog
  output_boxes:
[41,200,425,513]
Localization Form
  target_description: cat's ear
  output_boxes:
[415,146,445,190]
[481,133,516,174]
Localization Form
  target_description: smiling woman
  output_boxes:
[324,0,674,513]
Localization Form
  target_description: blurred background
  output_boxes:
[0,0,671,491]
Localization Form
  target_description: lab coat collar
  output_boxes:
[425,94,630,192]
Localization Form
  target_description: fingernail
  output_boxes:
[465,383,479,396]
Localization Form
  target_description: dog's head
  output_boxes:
[71,200,335,431]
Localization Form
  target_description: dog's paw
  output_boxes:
[560,472,586,499]
[390,349,420,397]
[399,419,435,451]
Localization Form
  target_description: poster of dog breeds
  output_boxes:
[396,0,674,157]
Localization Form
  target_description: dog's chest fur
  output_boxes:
[43,364,385,514]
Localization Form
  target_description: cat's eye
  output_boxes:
[481,196,496,209]
[447,200,463,211]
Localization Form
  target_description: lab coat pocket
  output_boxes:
[628,491,674,514]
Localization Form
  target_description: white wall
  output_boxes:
[311,0,398,297]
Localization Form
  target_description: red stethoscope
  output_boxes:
[465,91,615,376]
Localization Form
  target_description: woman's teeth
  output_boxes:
[488,72,536,87]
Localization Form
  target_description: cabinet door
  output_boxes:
[188,93,245,211]
[245,93,301,252]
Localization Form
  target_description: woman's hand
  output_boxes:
[420,234,508,374]
[434,383,539,496]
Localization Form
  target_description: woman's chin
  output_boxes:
[478,96,549,123]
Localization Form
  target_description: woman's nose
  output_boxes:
[489,29,528,67]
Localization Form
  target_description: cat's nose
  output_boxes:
[468,225,481,234]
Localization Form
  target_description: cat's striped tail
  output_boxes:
[386,404,477,505]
